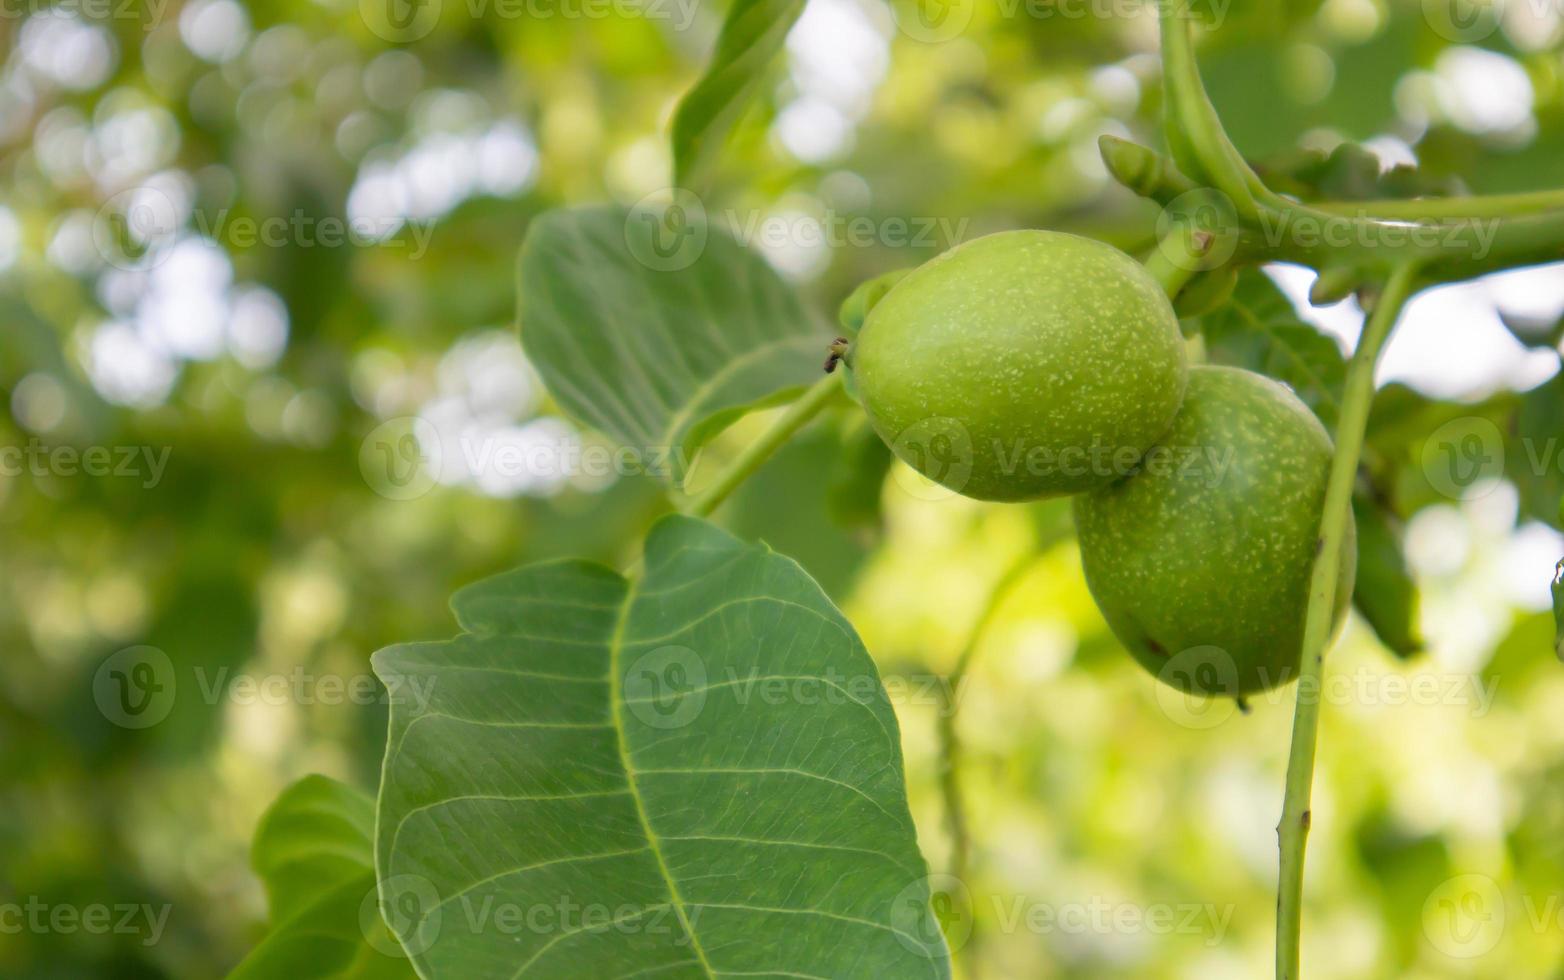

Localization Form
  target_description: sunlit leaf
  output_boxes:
[518,206,829,488]
[373,514,949,979]
[671,0,807,193]
[229,776,414,979]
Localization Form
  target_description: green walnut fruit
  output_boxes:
[1073,365,1356,696]
[849,230,1187,500]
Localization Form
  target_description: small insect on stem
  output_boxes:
[824,337,851,373]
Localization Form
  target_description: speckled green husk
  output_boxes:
[850,230,1188,500]
[1073,365,1357,696]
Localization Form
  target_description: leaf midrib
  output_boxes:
[605,576,718,980]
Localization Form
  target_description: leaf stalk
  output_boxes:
[684,371,844,518]
[1274,262,1420,980]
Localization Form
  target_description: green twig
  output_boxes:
[683,372,843,518]
[1313,190,1564,220]
[1103,137,1564,283]
[935,553,1034,978]
[1102,136,1564,223]
[1146,2,1564,281]
[1274,262,1420,980]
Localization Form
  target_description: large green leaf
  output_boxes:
[1196,269,1346,429]
[373,514,949,979]
[229,776,415,979]
[671,0,806,193]
[518,206,828,488]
